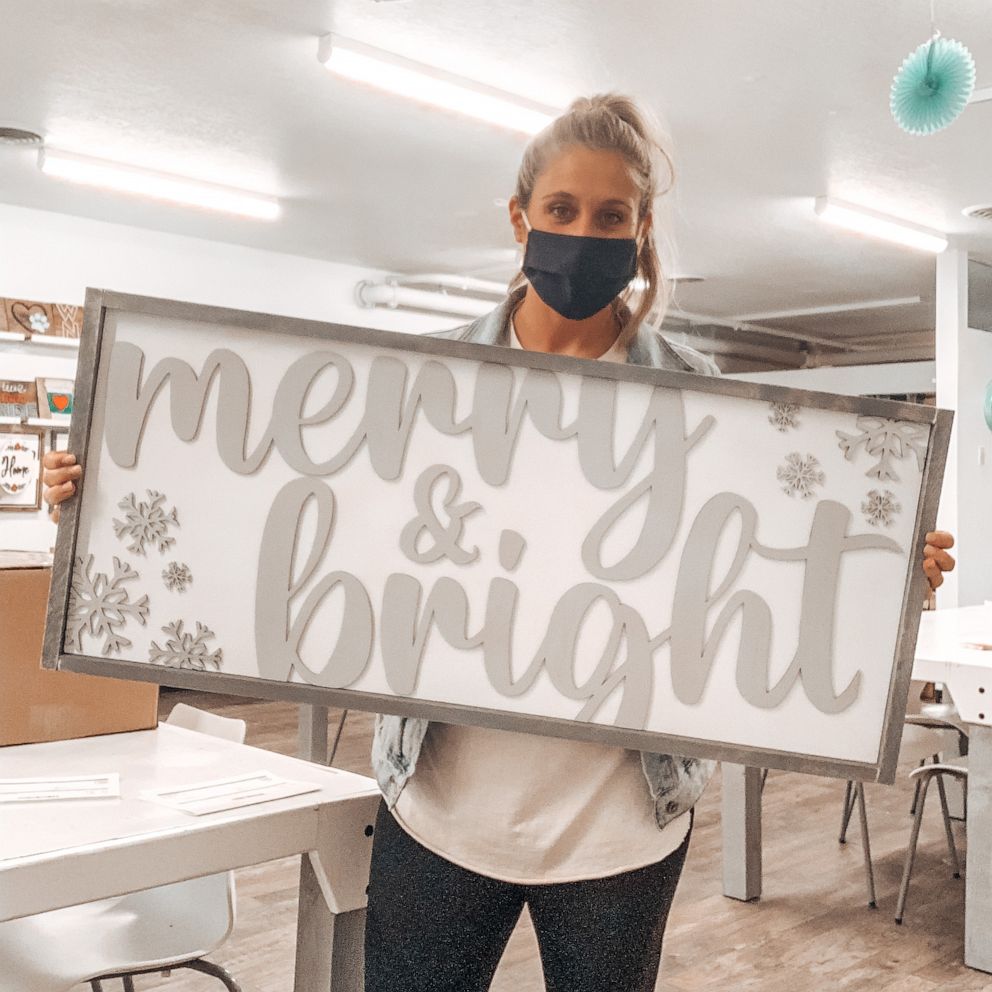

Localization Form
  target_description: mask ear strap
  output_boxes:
[520,209,533,233]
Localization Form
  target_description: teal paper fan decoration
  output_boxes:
[891,35,976,135]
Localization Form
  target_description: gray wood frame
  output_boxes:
[43,288,954,784]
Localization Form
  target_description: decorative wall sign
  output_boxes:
[0,379,39,419]
[35,377,75,423]
[53,303,83,338]
[44,290,954,783]
[0,299,83,338]
[4,299,53,336]
[0,426,44,511]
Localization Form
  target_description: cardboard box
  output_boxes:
[0,554,158,746]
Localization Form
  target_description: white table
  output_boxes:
[0,723,381,991]
[721,605,992,972]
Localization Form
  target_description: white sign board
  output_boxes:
[45,291,952,783]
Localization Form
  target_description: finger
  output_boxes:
[924,545,957,572]
[49,502,60,524]
[923,565,944,590]
[41,451,76,470]
[47,480,76,506]
[923,558,944,589]
[42,464,82,487]
[925,531,955,550]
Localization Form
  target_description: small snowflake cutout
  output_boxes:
[149,620,223,671]
[768,402,800,432]
[29,312,50,333]
[862,489,901,527]
[113,490,179,555]
[66,555,150,655]
[162,561,193,593]
[777,452,825,499]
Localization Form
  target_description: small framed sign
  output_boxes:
[0,425,44,511]
[35,377,75,424]
[0,379,39,420]
[44,290,952,783]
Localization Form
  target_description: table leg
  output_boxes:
[298,705,329,764]
[965,726,992,972]
[294,853,365,991]
[721,763,763,901]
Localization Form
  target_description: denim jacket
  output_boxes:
[370,288,720,830]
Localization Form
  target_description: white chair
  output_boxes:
[838,713,966,918]
[0,704,247,992]
[894,744,968,924]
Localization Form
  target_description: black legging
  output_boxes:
[364,800,692,992]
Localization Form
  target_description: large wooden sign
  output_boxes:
[45,290,952,782]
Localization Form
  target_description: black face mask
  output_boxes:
[520,213,639,321]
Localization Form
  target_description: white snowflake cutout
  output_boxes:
[777,452,825,499]
[66,555,150,655]
[113,490,179,555]
[162,562,193,593]
[836,417,928,482]
[768,402,800,432]
[862,489,901,527]
[149,620,223,671]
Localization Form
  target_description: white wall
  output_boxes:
[951,327,992,606]
[0,203,464,552]
[933,248,992,608]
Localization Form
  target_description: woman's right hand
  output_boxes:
[42,451,82,523]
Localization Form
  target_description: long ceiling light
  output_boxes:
[39,149,281,220]
[356,280,494,318]
[317,34,557,135]
[814,196,947,253]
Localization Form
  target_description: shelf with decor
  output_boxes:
[26,418,70,431]
[24,334,81,350]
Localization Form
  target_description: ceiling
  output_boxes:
[1,0,990,366]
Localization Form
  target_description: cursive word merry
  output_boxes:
[106,345,712,580]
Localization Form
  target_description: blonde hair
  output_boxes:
[509,93,676,346]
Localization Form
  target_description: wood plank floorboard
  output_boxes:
[98,689,987,991]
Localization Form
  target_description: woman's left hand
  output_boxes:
[923,531,956,591]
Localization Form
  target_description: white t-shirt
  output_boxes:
[391,319,691,883]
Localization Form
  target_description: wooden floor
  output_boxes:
[124,689,990,992]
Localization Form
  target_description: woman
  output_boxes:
[44,94,957,991]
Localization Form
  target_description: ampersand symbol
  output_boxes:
[399,465,482,565]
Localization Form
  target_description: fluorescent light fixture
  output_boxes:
[317,34,556,135]
[814,196,947,253]
[39,149,281,220]
[356,280,494,318]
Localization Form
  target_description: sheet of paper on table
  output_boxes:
[0,772,120,803]
[140,770,322,815]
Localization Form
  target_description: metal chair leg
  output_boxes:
[122,977,136,992]
[855,782,877,908]
[909,760,925,815]
[896,776,932,924]
[935,773,962,878]
[182,958,244,991]
[760,767,768,794]
[839,780,855,843]
[90,983,103,992]
[328,709,348,766]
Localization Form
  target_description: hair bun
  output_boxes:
[568,92,654,143]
